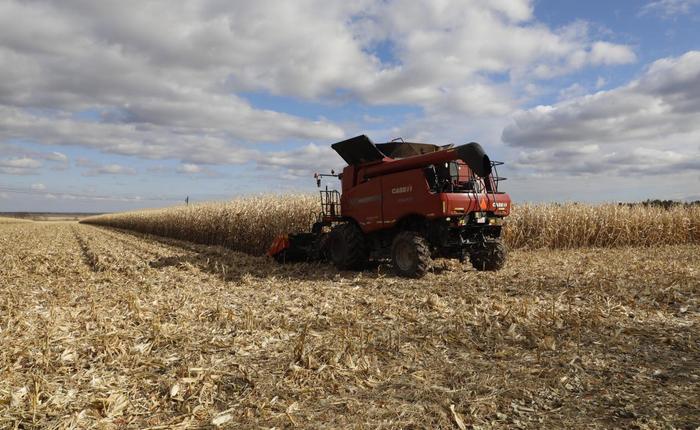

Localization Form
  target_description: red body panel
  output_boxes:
[341,164,511,233]
[341,175,383,230]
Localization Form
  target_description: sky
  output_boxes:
[0,0,699,212]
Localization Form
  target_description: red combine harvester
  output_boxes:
[268,135,511,277]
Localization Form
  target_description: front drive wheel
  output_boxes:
[470,240,507,271]
[329,223,368,270]
[391,231,431,278]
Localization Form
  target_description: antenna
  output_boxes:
[314,170,339,188]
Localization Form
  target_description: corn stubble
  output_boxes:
[81,195,700,253]
[0,216,31,224]
[1,222,698,428]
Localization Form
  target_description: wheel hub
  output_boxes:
[394,241,415,271]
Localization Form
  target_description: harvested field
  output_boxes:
[1,221,698,428]
[0,216,31,224]
[81,196,700,255]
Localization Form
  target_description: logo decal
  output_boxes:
[391,185,413,194]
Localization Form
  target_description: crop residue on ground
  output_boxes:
[1,221,698,428]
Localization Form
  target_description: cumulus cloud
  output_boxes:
[255,143,343,179]
[589,42,637,65]
[0,107,261,165]
[639,0,700,17]
[503,51,700,176]
[0,144,68,172]
[0,157,42,175]
[177,164,203,175]
[31,183,46,191]
[0,0,638,177]
[350,3,635,112]
[175,163,220,177]
[46,152,68,162]
[83,163,137,176]
[0,0,346,168]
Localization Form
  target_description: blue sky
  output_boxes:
[0,0,698,212]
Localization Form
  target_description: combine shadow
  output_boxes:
[146,252,396,283]
[100,226,454,283]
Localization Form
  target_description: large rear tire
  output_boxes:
[470,240,507,271]
[329,223,368,270]
[391,231,431,278]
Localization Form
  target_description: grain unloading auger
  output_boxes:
[268,135,511,277]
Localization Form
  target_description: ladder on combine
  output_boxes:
[320,187,341,218]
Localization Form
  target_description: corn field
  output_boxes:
[80,195,700,254]
[503,203,700,249]
[81,194,318,255]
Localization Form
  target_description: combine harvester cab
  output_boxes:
[268,135,511,277]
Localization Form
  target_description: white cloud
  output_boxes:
[176,164,203,174]
[83,163,136,176]
[31,183,46,190]
[640,0,700,17]
[349,4,635,111]
[0,157,42,169]
[0,1,346,163]
[589,42,637,65]
[558,83,587,100]
[502,51,700,176]
[0,107,262,165]
[0,156,42,175]
[47,152,68,162]
[0,0,652,193]
[256,143,342,178]
[0,144,68,167]
[0,0,637,170]
[174,163,220,177]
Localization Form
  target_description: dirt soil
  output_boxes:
[1,222,698,429]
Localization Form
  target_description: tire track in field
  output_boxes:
[88,225,287,282]
[86,225,173,260]
[72,225,104,272]
[83,225,207,274]
[7,222,88,278]
[89,224,206,265]
[73,225,153,274]
[80,224,227,278]
[99,225,232,256]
